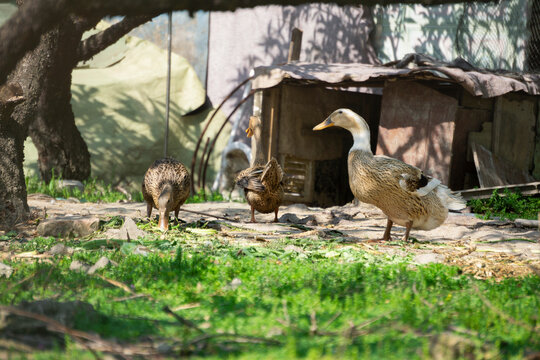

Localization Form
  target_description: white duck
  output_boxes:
[313,108,466,241]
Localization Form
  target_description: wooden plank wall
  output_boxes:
[376,81,457,185]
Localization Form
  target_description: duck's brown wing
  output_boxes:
[260,158,283,189]
[373,155,439,195]
[236,167,265,192]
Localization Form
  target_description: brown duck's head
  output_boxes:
[157,184,174,231]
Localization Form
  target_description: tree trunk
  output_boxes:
[0,30,59,224]
[28,18,94,182]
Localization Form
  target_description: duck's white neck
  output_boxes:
[349,129,372,154]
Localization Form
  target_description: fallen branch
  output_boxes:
[180,208,235,222]
[0,304,160,358]
[186,333,281,347]
[94,274,135,295]
[163,306,205,334]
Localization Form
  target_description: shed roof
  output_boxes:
[252,54,540,98]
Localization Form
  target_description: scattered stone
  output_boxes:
[132,245,151,256]
[87,256,114,275]
[291,229,326,240]
[0,262,13,278]
[413,253,445,265]
[223,277,242,290]
[314,210,337,225]
[284,245,305,253]
[104,217,147,240]
[514,218,539,229]
[37,216,100,238]
[69,260,90,273]
[278,213,315,224]
[48,243,74,256]
[57,180,84,193]
[65,197,80,204]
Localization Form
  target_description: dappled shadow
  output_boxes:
[374,0,528,71]
[71,85,223,190]
[225,4,379,143]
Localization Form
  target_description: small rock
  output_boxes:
[37,216,100,238]
[279,213,315,224]
[132,245,150,256]
[87,256,113,275]
[105,217,147,240]
[48,243,74,256]
[413,253,445,265]
[65,197,80,204]
[69,260,90,273]
[0,262,13,278]
[57,180,84,193]
[225,277,242,290]
[284,245,305,253]
[314,210,336,225]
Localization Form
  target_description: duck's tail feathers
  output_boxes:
[434,185,467,211]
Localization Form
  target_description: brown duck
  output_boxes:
[235,158,284,223]
[313,108,466,241]
[142,157,191,230]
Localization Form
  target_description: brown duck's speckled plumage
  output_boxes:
[235,158,284,222]
[142,158,191,227]
[349,150,448,230]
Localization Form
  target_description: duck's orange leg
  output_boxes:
[273,207,279,223]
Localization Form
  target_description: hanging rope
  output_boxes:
[163,11,173,158]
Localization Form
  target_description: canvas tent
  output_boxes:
[23,22,229,190]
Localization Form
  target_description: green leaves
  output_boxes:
[468,189,540,220]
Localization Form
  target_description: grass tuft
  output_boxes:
[468,189,540,220]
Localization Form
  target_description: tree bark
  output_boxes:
[0,29,59,224]
[28,17,95,182]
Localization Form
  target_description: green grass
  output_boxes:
[468,189,540,220]
[1,228,539,359]
[25,174,224,204]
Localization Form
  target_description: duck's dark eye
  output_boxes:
[338,110,343,114]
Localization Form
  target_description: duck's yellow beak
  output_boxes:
[313,117,334,131]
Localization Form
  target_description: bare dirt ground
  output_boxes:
[9,194,540,279]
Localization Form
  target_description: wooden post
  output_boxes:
[287,28,303,62]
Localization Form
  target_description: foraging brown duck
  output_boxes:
[313,108,466,241]
[142,157,191,230]
[235,158,284,223]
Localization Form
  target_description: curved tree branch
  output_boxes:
[0,0,496,86]
[0,0,69,85]
[77,14,156,62]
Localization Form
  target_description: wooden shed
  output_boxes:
[249,58,540,207]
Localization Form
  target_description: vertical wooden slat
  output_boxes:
[287,28,303,62]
